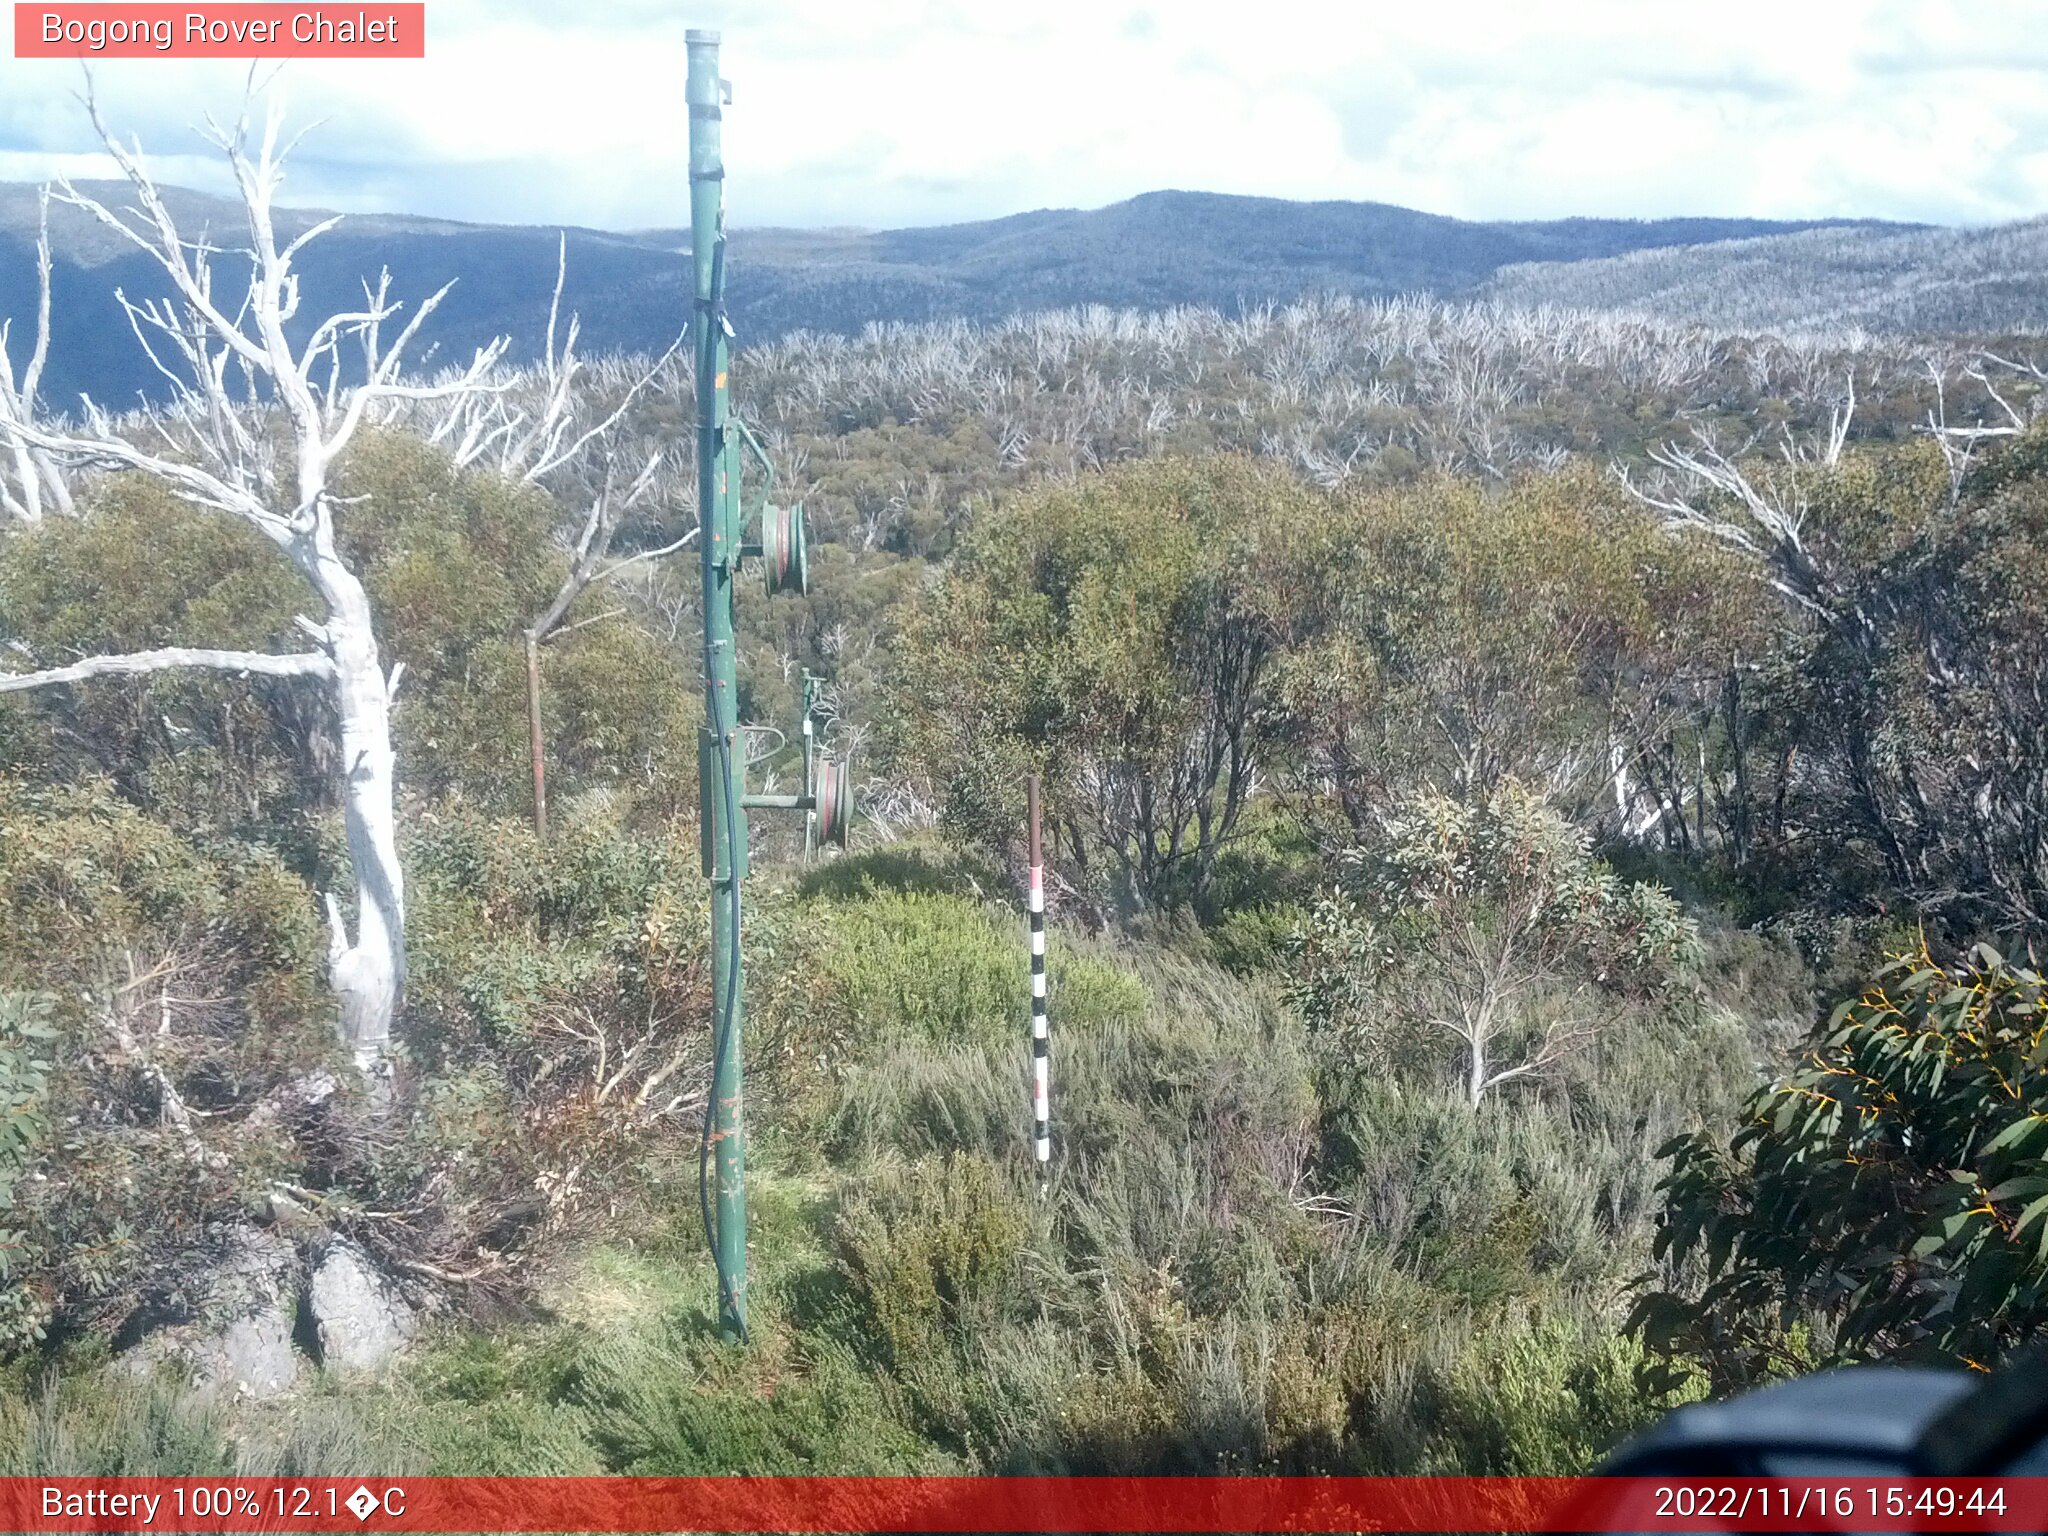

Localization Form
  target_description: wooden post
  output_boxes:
[524,628,548,840]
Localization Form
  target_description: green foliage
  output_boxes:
[0,437,699,836]
[0,777,330,1351]
[1617,430,2048,937]
[0,477,317,830]
[16,304,2043,1482]
[0,775,715,1357]
[577,1331,939,1474]
[1637,942,2048,1392]
[374,796,713,1275]
[834,1154,1034,1365]
[1293,780,1701,1102]
[813,889,1144,1051]
[0,425,718,1368]
[1202,900,1311,977]
[0,922,1707,1479]
[1358,1308,1684,1475]
[814,892,1029,1048]
[792,840,1003,904]
[1847,442,2048,933]
[0,776,325,1033]
[1276,467,1760,831]
[789,940,1694,1475]
[1368,783,1703,981]
[334,432,698,818]
[0,775,219,982]
[0,1375,242,1477]
[0,993,54,1346]
[0,995,50,1209]
[1322,1077,1682,1306]
[752,881,1144,1159]
[390,1176,946,1477]
[891,455,1328,912]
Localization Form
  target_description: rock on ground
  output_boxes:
[309,1238,415,1372]
[121,1224,304,1399]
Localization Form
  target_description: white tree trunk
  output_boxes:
[0,93,506,1091]
[317,558,405,1074]
[4,439,44,522]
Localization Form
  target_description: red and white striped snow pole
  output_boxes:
[1027,774,1050,1174]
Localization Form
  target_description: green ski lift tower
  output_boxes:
[688,28,853,1341]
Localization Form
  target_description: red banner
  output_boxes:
[3,1476,2047,1533]
[12,5,425,58]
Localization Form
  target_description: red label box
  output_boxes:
[13,4,425,58]
[5,1476,2048,1533]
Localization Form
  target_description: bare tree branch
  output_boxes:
[1616,388,1855,625]
[0,647,333,692]
[0,188,74,522]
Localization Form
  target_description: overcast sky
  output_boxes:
[3,0,2046,232]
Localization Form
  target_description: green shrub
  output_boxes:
[1355,1307,1680,1474]
[1638,940,2048,1391]
[786,886,1144,1061]
[822,1041,1023,1164]
[331,434,701,818]
[1202,901,1310,977]
[833,1154,1035,1366]
[575,1331,940,1474]
[0,779,333,1352]
[793,841,1003,904]
[0,994,55,1349]
[1293,780,1702,1105]
[0,440,700,831]
[0,477,318,834]
[0,1374,240,1476]
[1322,1081,1636,1304]
[890,455,1331,913]
[367,797,713,1281]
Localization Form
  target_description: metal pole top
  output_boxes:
[686,28,721,44]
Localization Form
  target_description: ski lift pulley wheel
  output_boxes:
[761,502,809,597]
[814,753,853,848]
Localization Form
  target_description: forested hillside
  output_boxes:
[1485,217,2048,336]
[4,147,2048,1479]
[0,178,1893,407]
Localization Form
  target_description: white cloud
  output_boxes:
[2,0,2046,228]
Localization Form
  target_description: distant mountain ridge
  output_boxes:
[725,193,1912,337]
[0,181,1934,407]
[1481,218,2048,336]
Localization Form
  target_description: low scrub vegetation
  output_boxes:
[4,274,2047,1475]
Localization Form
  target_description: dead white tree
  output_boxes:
[1917,352,2046,506]
[1615,378,1856,625]
[0,188,75,523]
[0,92,507,1080]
